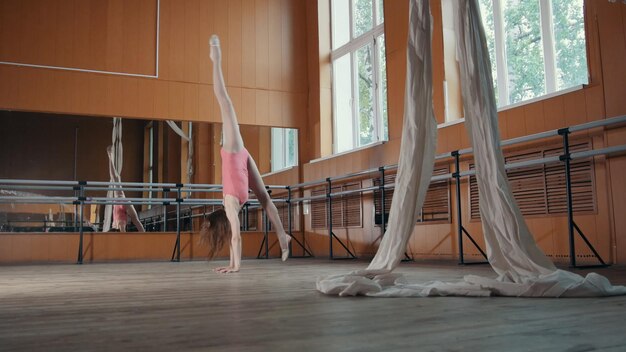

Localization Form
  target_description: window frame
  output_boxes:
[330,0,387,154]
[484,0,588,107]
[270,128,298,173]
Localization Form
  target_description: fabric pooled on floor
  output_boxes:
[317,269,626,297]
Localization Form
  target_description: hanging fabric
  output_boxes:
[317,0,439,296]
[317,0,626,297]
[103,117,123,232]
[166,120,190,142]
[165,120,194,197]
[448,0,626,297]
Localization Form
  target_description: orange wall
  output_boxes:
[0,0,309,128]
[0,231,282,264]
[0,0,157,76]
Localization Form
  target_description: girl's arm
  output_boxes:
[230,232,241,272]
[215,195,242,273]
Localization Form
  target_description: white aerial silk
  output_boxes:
[102,117,123,232]
[317,0,626,297]
[166,121,194,197]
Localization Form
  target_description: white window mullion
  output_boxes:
[349,0,354,40]
[492,0,509,105]
[372,0,377,26]
[331,25,384,61]
[351,50,359,148]
[540,0,557,93]
[282,129,288,168]
[372,36,381,141]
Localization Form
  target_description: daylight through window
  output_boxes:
[478,0,588,107]
[331,0,388,154]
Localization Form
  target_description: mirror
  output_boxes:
[0,110,298,233]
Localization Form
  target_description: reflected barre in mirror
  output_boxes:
[0,110,298,233]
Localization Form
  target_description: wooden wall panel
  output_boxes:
[523,102,545,135]
[268,0,283,91]
[0,232,270,263]
[255,90,270,126]
[0,0,307,128]
[255,0,270,89]
[0,0,157,75]
[105,0,124,73]
[597,0,626,117]
[197,0,214,85]
[242,88,257,125]
[183,0,200,84]
[542,95,566,131]
[383,0,408,142]
[563,89,588,127]
[227,0,243,88]
[168,0,186,81]
[242,0,256,89]
[504,108,526,139]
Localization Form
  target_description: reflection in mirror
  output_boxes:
[0,110,298,233]
[441,0,464,123]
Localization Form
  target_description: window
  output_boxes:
[271,128,298,172]
[331,0,388,153]
[478,0,588,107]
[374,167,451,224]
[469,139,595,219]
[311,182,362,229]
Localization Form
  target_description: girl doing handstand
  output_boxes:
[201,35,291,273]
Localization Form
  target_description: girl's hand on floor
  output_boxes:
[214,266,239,274]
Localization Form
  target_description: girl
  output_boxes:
[202,35,291,273]
[107,146,145,232]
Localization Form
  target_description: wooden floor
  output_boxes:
[1,259,626,352]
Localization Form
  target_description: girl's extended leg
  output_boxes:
[124,204,145,232]
[209,35,244,153]
[247,156,291,261]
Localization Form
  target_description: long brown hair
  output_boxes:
[199,209,232,259]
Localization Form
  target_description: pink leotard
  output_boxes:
[221,148,250,205]
[112,204,127,229]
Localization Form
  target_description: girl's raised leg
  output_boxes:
[209,35,244,153]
